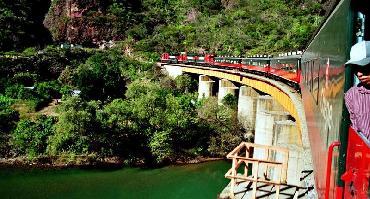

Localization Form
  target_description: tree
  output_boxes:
[0,95,19,157]
[197,97,245,156]
[0,0,51,51]
[47,97,104,155]
[12,115,55,158]
[222,93,238,109]
[75,51,146,101]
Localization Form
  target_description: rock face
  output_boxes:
[44,0,136,46]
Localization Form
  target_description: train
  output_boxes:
[300,0,369,198]
[160,52,302,91]
[161,0,369,198]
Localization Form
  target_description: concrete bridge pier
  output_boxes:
[254,96,289,148]
[218,79,239,104]
[198,75,215,100]
[163,65,183,78]
[253,95,290,178]
[237,86,259,137]
[253,111,290,156]
[273,120,303,185]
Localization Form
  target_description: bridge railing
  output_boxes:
[225,142,289,199]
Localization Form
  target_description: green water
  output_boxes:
[0,161,230,199]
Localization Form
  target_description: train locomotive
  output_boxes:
[161,0,370,198]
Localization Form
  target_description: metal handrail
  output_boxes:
[325,141,341,199]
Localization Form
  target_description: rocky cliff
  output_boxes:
[44,0,139,46]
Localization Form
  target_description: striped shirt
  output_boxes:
[345,84,370,140]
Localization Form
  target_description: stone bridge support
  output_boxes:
[218,79,239,104]
[198,75,215,100]
[237,86,259,136]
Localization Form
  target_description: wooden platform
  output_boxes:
[218,142,314,199]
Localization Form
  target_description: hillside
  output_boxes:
[0,0,51,51]
[1,0,334,55]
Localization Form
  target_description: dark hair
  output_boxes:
[354,65,370,74]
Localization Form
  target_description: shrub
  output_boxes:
[22,47,37,56]
[197,97,245,156]
[0,95,19,133]
[34,81,61,100]
[12,116,55,158]
[12,72,39,86]
[5,84,34,99]
[222,93,238,109]
[47,97,103,155]
[0,95,19,157]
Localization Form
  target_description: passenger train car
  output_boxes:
[160,0,369,198]
[301,0,369,198]
[160,53,302,91]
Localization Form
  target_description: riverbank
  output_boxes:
[0,156,225,170]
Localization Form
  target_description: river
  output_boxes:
[0,160,230,199]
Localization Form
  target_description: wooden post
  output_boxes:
[252,162,259,199]
[275,185,280,199]
[264,148,270,179]
[245,146,249,177]
[282,151,289,183]
[231,157,237,192]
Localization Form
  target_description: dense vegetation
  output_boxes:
[43,0,326,55]
[0,0,328,166]
[0,0,51,51]
[0,46,245,165]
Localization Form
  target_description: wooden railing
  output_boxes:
[225,142,289,199]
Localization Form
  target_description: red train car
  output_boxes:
[301,0,370,198]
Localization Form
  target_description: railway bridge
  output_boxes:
[160,63,316,198]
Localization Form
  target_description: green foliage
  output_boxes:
[0,95,19,133]
[197,97,244,156]
[47,97,103,155]
[5,81,61,111]
[12,116,55,158]
[0,95,19,157]
[0,0,51,51]
[124,79,207,163]
[22,47,38,56]
[222,93,238,109]
[12,72,39,86]
[142,0,323,54]
[174,74,197,93]
[34,80,61,100]
[75,51,145,101]
[5,84,34,100]
[0,46,94,81]
[149,130,173,164]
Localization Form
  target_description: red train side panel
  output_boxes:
[341,127,370,198]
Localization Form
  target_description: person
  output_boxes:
[344,41,370,140]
